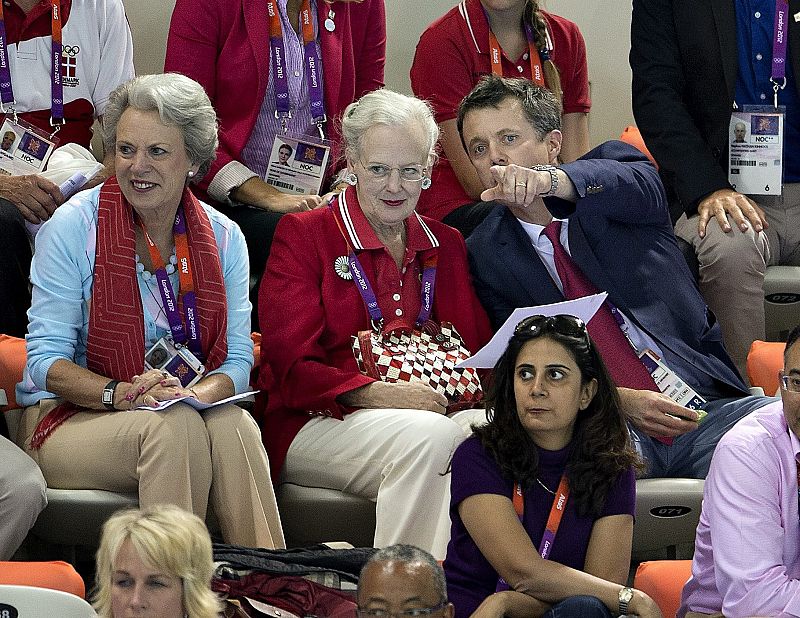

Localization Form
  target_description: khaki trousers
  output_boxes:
[16,399,284,549]
[674,183,800,379]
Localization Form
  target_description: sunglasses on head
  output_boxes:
[514,314,587,339]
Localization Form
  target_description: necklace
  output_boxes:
[536,477,556,495]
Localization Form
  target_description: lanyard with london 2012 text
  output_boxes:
[771,0,789,107]
[329,198,437,330]
[496,475,570,592]
[0,0,64,133]
[266,0,327,137]
[485,10,546,86]
[135,208,203,358]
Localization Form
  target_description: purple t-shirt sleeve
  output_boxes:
[599,464,636,518]
[451,436,514,507]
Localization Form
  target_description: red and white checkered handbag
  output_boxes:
[352,321,483,410]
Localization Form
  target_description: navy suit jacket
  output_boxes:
[467,141,747,399]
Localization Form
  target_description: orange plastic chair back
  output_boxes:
[747,340,785,396]
[0,334,26,410]
[619,126,658,169]
[0,561,85,598]
[634,560,692,618]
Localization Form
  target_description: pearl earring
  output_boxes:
[187,170,196,178]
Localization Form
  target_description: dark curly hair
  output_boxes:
[473,316,641,517]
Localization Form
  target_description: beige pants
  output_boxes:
[16,399,284,549]
[674,183,800,379]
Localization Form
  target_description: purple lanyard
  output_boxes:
[0,0,63,128]
[267,0,327,136]
[771,0,789,107]
[347,250,437,331]
[136,208,203,358]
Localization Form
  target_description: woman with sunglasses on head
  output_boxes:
[256,88,492,560]
[444,315,661,618]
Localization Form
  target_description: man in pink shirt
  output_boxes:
[680,325,800,617]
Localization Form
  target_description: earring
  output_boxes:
[187,170,196,178]
[421,176,432,190]
[343,172,358,186]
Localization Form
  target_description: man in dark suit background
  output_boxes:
[459,75,766,478]
[630,0,800,380]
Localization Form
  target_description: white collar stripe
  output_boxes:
[415,212,440,247]
[460,1,480,54]
[338,191,364,249]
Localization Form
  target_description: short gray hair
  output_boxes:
[341,89,439,165]
[102,73,218,181]
[358,544,447,603]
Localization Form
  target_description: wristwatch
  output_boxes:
[618,586,633,616]
[532,164,559,196]
[102,380,120,411]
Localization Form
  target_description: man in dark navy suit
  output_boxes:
[460,75,766,478]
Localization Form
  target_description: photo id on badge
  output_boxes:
[265,133,331,196]
[728,106,784,195]
[0,118,58,176]
[144,337,205,388]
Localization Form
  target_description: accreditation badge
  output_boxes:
[0,117,59,176]
[265,133,331,196]
[728,106,784,195]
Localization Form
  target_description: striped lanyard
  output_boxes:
[0,0,64,133]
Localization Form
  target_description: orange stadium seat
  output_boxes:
[634,560,692,618]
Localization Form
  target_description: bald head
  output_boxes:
[357,546,452,618]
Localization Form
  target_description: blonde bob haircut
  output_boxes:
[93,505,222,618]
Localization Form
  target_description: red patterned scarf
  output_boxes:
[31,176,229,447]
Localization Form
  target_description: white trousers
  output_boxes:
[282,407,486,560]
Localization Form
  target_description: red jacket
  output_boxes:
[165,0,386,195]
[255,188,492,477]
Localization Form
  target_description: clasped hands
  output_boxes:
[116,368,198,410]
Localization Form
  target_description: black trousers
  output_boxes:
[0,198,33,337]
[212,201,283,333]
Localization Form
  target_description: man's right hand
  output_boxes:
[0,174,64,224]
[232,176,323,213]
[618,387,701,438]
[696,188,767,238]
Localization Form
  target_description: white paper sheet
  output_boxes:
[456,293,607,369]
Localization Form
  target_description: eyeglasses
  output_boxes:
[359,161,428,182]
[780,373,800,393]
[357,601,449,618]
[514,314,588,339]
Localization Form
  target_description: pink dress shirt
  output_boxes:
[679,400,800,618]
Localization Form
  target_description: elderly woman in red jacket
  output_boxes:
[256,89,492,559]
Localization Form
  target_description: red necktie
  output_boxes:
[542,221,672,444]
